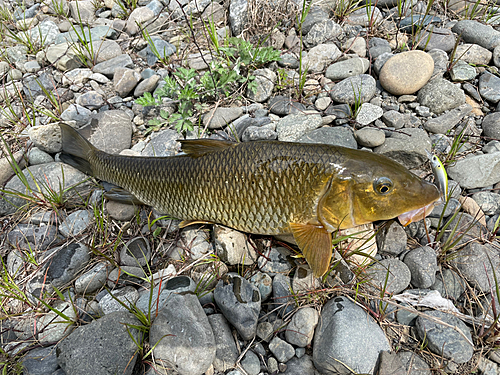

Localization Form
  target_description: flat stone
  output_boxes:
[297,126,357,149]
[479,71,500,103]
[415,310,473,363]
[214,225,257,265]
[304,43,342,73]
[137,37,176,66]
[302,6,329,34]
[354,127,385,147]
[304,19,343,48]
[342,37,367,57]
[417,78,466,114]
[313,296,390,374]
[22,346,59,375]
[415,27,456,52]
[447,152,500,188]
[366,258,411,294]
[247,68,276,103]
[403,246,437,288]
[472,191,500,215]
[59,210,92,237]
[455,43,493,64]
[269,96,307,115]
[28,123,62,153]
[379,50,434,95]
[452,20,500,50]
[376,220,407,256]
[355,103,384,126]
[428,48,449,79]
[203,107,244,129]
[1,162,92,216]
[285,308,319,347]
[272,274,294,317]
[208,314,238,372]
[93,54,134,78]
[449,242,500,293]
[423,103,472,134]
[75,263,108,294]
[214,274,261,340]
[325,57,370,80]
[276,114,323,141]
[449,60,477,81]
[229,0,248,36]
[330,74,376,105]
[269,336,295,363]
[345,5,382,26]
[150,293,216,375]
[57,312,142,375]
[382,110,407,129]
[397,351,431,374]
[374,127,432,169]
[483,112,500,139]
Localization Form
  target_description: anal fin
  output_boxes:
[104,187,143,205]
[179,220,215,228]
[290,222,332,278]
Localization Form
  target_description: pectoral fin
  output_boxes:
[179,220,215,228]
[289,222,332,278]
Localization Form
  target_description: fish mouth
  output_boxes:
[398,199,440,227]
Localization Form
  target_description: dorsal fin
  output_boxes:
[179,139,238,158]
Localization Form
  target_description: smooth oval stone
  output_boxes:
[379,50,434,95]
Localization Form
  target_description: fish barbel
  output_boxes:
[59,123,440,277]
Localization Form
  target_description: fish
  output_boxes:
[426,150,448,202]
[59,123,440,277]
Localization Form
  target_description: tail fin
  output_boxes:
[59,123,96,176]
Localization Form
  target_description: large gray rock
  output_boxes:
[417,77,466,114]
[374,127,432,169]
[366,258,411,294]
[376,220,407,256]
[330,74,376,105]
[150,293,216,375]
[57,312,142,375]
[285,307,319,347]
[22,346,59,375]
[229,0,248,36]
[208,314,239,372]
[276,114,323,141]
[0,162,93,216]
[325,57,370,80]
[452,20,500,50]
[415,310,473,363]
[482,112,500,139]
[304,19,343,48]
[479,71,500,103]
[403,246,437,288]
[297,126,357,149]
[88,110,133,154]
[6,223,58,252]
[313,296,390,374]
[449,242,500,293]
[214,274,261,340]
[447,153,500,188]
[423,104,472,134]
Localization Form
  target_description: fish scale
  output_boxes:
[90,141,338,235]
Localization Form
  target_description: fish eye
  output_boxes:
[374,177,393,195]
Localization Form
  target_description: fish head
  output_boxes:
[322,150,440,228]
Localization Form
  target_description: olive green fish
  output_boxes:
[59,123,440,277]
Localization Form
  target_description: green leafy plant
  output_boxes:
[136,37,280,134]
